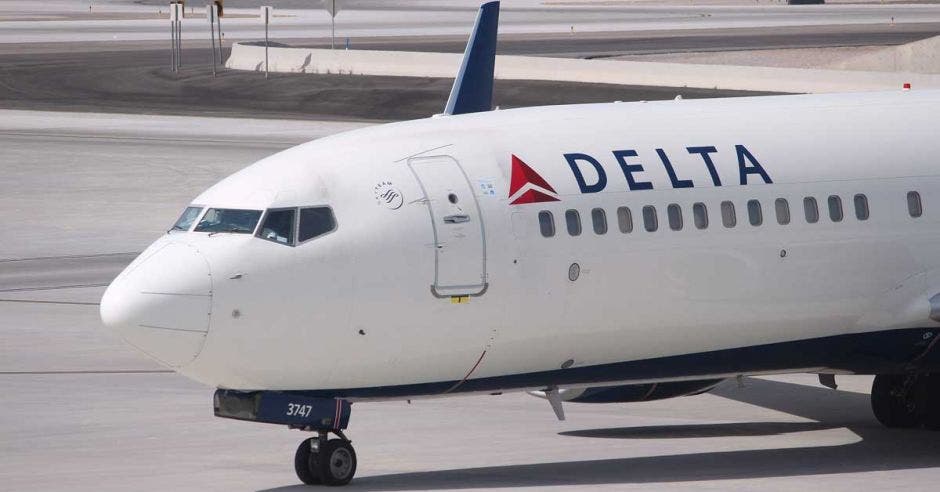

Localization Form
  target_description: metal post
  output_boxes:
[216,14,223,64]
[170,19,176,71]
[331,15,335,49]
[176,17,181,69]
[265,18,269,79]
[261,5,272,79]
[209,5,217,77]
[170,3,180,72]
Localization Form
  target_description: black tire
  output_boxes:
[317,439,357,486]
[294,438,322,486]
[871,374,919,428]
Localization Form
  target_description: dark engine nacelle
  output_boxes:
[537,379,725,404]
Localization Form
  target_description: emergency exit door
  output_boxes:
[408,155,487,298]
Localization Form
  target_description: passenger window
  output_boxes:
[854,194,869,221]
[667,204,683,231]
[693,202,708,229]
[747,200,762,226]
[591,208,607,235]
[259,208,296,245]
[642,206,658,232]
[908,191,923,218]
[538,211,555,238]
[721,201,736,228]
[617,207,633,233]
[775,198,790,225]
[170,206,203,232]
[565,209,582,236]
[828,195,843,222]
[804,197,819,223]
[299,207,337,242]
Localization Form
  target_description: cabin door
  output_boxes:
[408,155,487,298]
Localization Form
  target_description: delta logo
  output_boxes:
[508,155,560,205]
[508,145,773,206]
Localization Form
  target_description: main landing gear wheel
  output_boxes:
[871,374,919,428]
[294,432,357,486]
[294,438,321,485]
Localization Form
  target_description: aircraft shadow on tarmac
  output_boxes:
[261,378,940,491]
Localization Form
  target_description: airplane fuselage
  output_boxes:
[103,90,940,400]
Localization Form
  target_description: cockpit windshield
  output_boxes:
[169,206,203,232]
[254,206,337,246]
[194,208,262,234]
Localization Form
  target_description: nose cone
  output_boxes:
[101,242,212,368]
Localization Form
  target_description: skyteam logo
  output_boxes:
[508,155,560,205]
[373,181,403,210]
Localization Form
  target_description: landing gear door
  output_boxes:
[408,155,487,298]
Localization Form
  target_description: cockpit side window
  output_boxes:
[194,208,262,234]
[258,208,296,245]
[170,206,203,232]
[299,207,337,243]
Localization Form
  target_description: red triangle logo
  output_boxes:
[509,155,559,205]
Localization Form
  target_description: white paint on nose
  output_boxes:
[100,242,212,368]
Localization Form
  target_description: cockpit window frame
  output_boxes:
[297,205,339,245]
[193,207,264,235]
[253,204,339,247]
[169,204,207,233]
[256,206,299,247]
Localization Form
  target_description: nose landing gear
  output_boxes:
[212,390,357,486]
[294,430,357,486]
[871,373,940,429]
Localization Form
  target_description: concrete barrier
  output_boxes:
[834,35,940,75]
[226,41,940,93]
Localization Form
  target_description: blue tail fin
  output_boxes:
[443,1,500,116]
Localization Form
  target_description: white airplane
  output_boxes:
[100,1,940,486]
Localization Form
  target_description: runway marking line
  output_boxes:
[0,252,139,263]
[0,130,304,147]
[0,298,99,306]
[0,369,173,375]
[0,283,109,293]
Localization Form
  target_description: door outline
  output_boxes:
[408,155,488,298]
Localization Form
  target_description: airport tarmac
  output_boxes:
[0,47,776,120]
[284,24,940,58]
[6,23,940,57]
[3,111,940,491]
[5,1,940,43]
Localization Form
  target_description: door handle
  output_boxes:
[443,214,471,224]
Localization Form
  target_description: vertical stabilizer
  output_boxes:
[443,1,500,116]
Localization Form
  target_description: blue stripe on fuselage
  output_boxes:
[285,327,939,400]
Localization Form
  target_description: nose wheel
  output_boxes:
[294,430,357,486]
[871,373,940,429]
